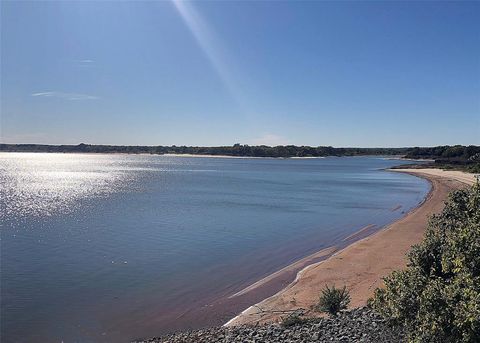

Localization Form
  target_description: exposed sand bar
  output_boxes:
[229,246,337,299]
[226,169,475,326]
[393,168,477,185]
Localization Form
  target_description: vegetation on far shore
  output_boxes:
[1,143,479,163]
[0,143,412,157]
[370,181,480,342]
[400,145,480,173]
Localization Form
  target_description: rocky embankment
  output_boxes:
[134,307,404,343]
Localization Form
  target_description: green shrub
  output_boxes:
[281,313,306,327]
[370,181,480,342]
[315,285,351,316]
[466,163,480,174]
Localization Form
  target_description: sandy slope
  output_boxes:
[226,169,475,326]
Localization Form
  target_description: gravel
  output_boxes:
[134,307,404,343]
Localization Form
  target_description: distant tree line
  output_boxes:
[404,145,480,173]
[1,143,478,162]
[0,143,412,157]
[0,143,410,157]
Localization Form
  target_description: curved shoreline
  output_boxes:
[226,170,435,301]
[225,169,474,326]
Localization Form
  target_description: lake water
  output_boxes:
[0,153,430,342]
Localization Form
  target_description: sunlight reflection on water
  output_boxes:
[1,153,431,343]
[0,153,219,220]
[0,153,136,218]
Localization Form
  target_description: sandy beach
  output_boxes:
[393,168,477,186]
[226,169,476,326]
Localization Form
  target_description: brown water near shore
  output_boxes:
[4,155,435,343]
[133,170,465,340]
[225,169,473,326]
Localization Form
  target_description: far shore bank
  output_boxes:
[162,153,323,159]
[0,151,373,159]
[225,169,475,326]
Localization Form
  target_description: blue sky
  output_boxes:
[1,1,479,147]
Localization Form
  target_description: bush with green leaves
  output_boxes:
[315,285,351,316]
[370,181,480,342]
[281,313,306,327]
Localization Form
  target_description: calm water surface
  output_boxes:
[0,153,430,342]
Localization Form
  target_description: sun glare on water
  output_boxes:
[0,153,131,219]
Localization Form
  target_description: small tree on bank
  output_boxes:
[315,285,351,316]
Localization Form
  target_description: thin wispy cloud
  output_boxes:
[250,133,291,146]
[31,91,99,101]
[76,60,95,68]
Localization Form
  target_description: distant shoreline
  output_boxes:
[225,169,474,326]
[163,153,328,159]
[162,153,325,159]
[2,145,478,170]
[0,143,414,159]
[0,150,397,159]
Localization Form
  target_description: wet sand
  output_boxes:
[225,169,475,326]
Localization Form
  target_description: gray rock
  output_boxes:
[133,307,405,343]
